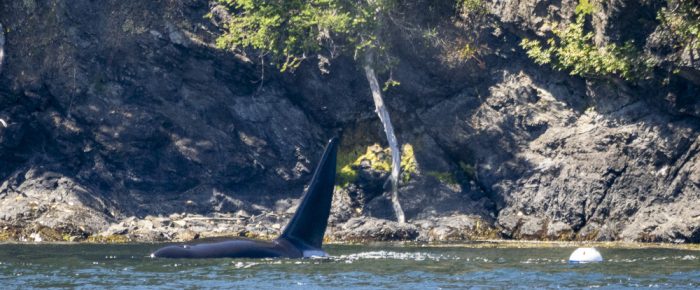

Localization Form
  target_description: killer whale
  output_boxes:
[151,137,338,259]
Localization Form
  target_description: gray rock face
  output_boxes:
[0,0,325,239]
[332,217,419,242]
[490,0,577,35]
[0,0,698,243]
[422,70,700,242]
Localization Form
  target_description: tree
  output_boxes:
[658,0,700,53]
[215,0,407,223]
[519,0,650,81]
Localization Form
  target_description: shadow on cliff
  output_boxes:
[1,0,698,242]
[399,17,700,241]
[0,0,333,225]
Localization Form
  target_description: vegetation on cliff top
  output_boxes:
[214,0,492,223]
[215,0,398,72]
[658,0,700,52]
[215,0,414,222]
[520,0,651,81]
[520,0,700,82]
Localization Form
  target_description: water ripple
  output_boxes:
[0,244,698,289]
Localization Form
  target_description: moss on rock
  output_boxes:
[86,234,130,243]
[336,143,419,186]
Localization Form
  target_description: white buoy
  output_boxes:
[568,247,603,263]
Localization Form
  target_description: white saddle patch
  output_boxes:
[303,250,328,258]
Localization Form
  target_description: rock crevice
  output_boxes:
[0,0,698,243]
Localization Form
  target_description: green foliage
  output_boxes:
[459,161,477,180]
[574,0,594,15]
[359,144,392,172]
[455,0,489,61]
[658,0,700,51]
[459,0,488,16]
[400,144,417,183]
[520,0,649,81]
[458,43,478,60]
[87,234,130,243]
[336,146,363,187]
[425,160,477,185]
[427,171,458,185]
[382,79,400,91]
[216,0,400,72]
[335,143,418,187]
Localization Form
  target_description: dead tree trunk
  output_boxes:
[363,55,406,224]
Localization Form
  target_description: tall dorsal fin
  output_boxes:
[278,137,338,249]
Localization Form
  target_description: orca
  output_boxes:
[151,137,338,259]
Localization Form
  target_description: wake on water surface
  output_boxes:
[0,244,698,289]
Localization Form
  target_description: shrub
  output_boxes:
[520,0,651,80]
[658,0,700,51]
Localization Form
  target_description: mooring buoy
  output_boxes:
[569,247,603,263]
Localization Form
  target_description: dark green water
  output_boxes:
[0,243,698,289]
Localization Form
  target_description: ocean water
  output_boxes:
[0,243,698,289]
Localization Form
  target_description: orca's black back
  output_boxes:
[279,138,338,249]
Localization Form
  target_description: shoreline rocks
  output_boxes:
[0,212,501,243]
[0,1,698,244]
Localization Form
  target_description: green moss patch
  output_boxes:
[427,171,458,185]
[86,234,130,243]
[336,143,419,186]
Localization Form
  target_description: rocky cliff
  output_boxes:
[0,0,698,243]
